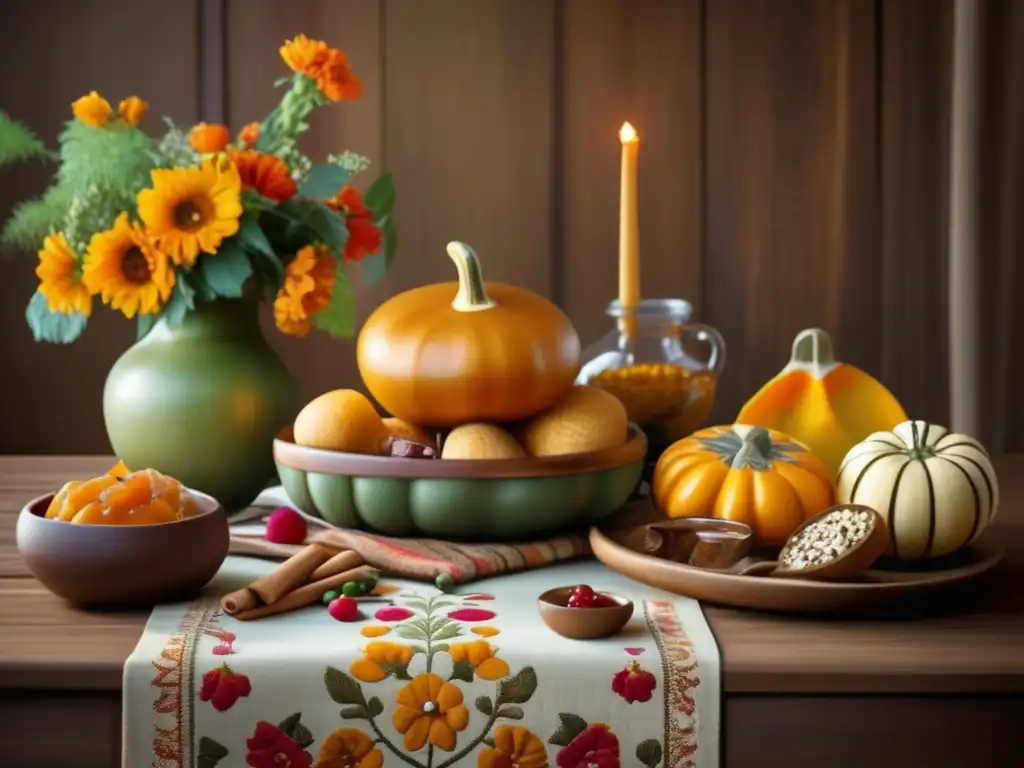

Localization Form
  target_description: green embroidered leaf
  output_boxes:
[548,713,588,747]
[199,240,253,299]
[496,706,524,720]
[403,597,427,612]
[299,164,352,200]
[380,662,412,680]
[340,705,368,720]
[475,695,493,716]
[364,172,395,219]
[449,661,475,683]
[313,261,356,339]
[277,713,314,749]
[324,666,366,707]
[495,666,537,706]
[431,622,463,641]
[162,276,196,326]
[397,625,428,642]
[636,738,663,768]
[366,696,384,718]
[431,643,450,654]
[25,291,87,344]
[196,736,229,768]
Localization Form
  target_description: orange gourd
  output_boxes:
[736,328,908,479]
[357,241,582,426]
[652,424,834,546]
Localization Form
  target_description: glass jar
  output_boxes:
[576,299,726,460]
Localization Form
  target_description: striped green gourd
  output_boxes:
[835,420,998,560]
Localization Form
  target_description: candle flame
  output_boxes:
[619,121,638,144]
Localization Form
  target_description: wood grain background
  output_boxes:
[0,0,960,454]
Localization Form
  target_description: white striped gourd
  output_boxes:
[836,420,998,560]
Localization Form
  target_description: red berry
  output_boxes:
[567,584,597,608]
[199,665,252,711]
[199,668,223,700]
[328,596,361,622]
[591,594,619,608]
[265,506,307,544]
[611,661,657,704]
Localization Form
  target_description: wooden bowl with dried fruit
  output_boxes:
[16,465,228,606]
[273,387,648,540]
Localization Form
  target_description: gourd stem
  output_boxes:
[787,328,838,379]
[733,426,773,468]
[446,241,497,312]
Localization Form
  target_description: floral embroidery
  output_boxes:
[392,673,470,751]
[245,715,314,768]
[555,724,620,768]
[360,625,392,638]
[199,664,252,711]
[471,626,501,637]
[448,640,510,682]
[611,661,657,704]
[349,641,414,683]
[374,606,416,621]
[314,728,383,768]
[447,607,496,622]
[624,647,645,656]
[478,725,549,768]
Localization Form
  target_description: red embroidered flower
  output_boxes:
[611,661,657,704]
[246,721,313,768]
[556,725,620,768]
[199,664,251,711]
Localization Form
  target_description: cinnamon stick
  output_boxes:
[309,550,364,581]
[220,587,260,615]
[249,543,332,605]
[234,566,374,621]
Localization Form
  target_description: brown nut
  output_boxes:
[388,437,437,459]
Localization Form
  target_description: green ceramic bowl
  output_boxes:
[273,424,647,540]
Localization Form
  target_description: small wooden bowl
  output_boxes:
[16,491,229,607]
[537,586,634,639]
[774,504,888,581]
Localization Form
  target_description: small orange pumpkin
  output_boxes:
[357,241,581,426]
[652,424,834,546]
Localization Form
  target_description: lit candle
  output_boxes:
[618,121,640,339]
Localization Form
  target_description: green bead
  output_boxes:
[342,581,362,597]
[322,590,339,604]
[358,578,377,593]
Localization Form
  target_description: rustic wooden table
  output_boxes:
[1,456,1022,767]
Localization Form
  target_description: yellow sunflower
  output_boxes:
[35,233,92,316]
[82,213,175,318]
[136,158,243,267]
[273,245,336,337]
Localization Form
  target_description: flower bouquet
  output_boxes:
[0,33,396,344]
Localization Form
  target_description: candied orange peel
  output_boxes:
[45,465,201,525]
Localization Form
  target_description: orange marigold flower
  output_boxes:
[314,728,383,768]
[229,149,297,202]
[273,245,336,338]
[189,122,230,153]
[349,640,413,682]
[35,233,92,317]
[72,91,112,128]
[449,640,510,681]
[392,673,469,752]
[327,186,381,263]
[477,726,549,768]
[316,48,362,102]
[280,33,329,76]
[238,122,260,148]
[117,96,148,126]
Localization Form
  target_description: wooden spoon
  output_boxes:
[720,505,888,581]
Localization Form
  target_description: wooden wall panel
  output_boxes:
[704,0,879,423]
[560,0,704,350]
[879,0,953,427]
[224,0,383,404]
[382,0,556,297]
[0,0,201,454]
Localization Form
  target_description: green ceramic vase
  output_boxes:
[103,297,299,511]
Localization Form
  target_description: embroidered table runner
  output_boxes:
[123,557,720,768]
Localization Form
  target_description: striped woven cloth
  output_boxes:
[229,486,592,586]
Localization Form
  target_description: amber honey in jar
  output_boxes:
[576,299,726,461]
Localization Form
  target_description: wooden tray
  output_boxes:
[589,524,1005,615]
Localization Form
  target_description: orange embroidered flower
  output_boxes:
[327,187,381,263]
[117,96,148,126]
[238,122,260,148]
[229,149,297,202]
[392,673,469,752]
[349,640,414,683]
[273,245,336,337]
[316,48,362,102]
[477,726,549,768]
[314,728,383,768]
[72,91,112,127]
[448,640,510,681]
[189,122,230,153]
[35,233,92,316]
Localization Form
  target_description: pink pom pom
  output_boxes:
[265,506,307,544]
